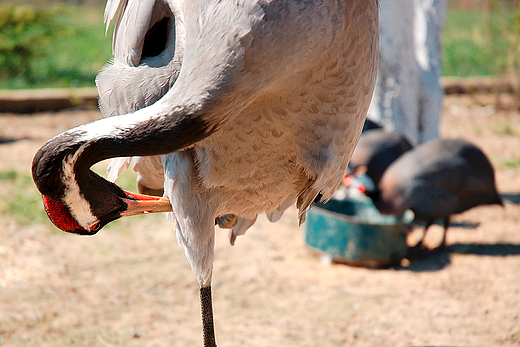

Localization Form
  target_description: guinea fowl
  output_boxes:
[31,0,379,345]
[348,129,413,187]
[369,138,502,250]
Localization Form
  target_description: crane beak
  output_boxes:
[121,191,172,217]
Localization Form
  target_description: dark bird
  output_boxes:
[369,138,502,250]
[348,129,413,187]
[31,0,379,345]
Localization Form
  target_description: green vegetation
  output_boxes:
[500,157,520,169]
[91,161,138,192]
[0,170,49,225]
[0,5,112,89]
[0,5,64,88]
[1,2,520,88]
[443,3,520,77]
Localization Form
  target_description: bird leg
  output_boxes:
[414,220,434,248]
[407,220,434,260]
[200,285,217,347]
[434,216,451,251]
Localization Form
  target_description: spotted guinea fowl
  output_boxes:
[348,129,413,187]
[368,138,502,250]
[31,0,379,345]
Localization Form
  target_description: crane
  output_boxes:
[32,0,379,345]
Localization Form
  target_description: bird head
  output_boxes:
[343,166,377,195]
[39,188,172,235]
[32,131,172,235]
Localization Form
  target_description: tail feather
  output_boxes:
[296,182,320,226]
[229,216,257,245]
[266,195,296,223]
[106,157,132,182]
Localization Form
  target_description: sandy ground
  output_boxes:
[0,95,519,346]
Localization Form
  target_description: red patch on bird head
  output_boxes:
[42,195,86,233]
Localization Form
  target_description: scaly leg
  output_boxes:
[200,285,217,347]
[414,220,434,248]
[407,220,434,259]
[437,216,451,250]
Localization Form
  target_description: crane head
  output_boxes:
[40,189,172,235]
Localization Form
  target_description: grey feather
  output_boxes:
[97,0,380,287]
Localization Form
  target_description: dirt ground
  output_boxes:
[0,94,519,347]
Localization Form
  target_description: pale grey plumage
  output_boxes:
[99,0,379,289]
[98,0,183,117]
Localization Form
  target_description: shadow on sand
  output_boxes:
[398,242,520,272]
[412,220,480,230]
[448,242,520,256]
[0,136,29,145]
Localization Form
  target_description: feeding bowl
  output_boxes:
[304,196,413,268]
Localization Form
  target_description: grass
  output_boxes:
[91,160,139,192]
[0,5,112,89]
[30,7,112,89]
[0,3,519,89]
[500,157,520,169]
[442,7,520,77]
[0,169,48,226]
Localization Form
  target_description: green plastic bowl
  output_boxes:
[304,197,413,268]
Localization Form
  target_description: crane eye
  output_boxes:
[92,222,102,232]
[86,221,102,234]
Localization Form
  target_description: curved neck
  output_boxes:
[32,101,214,203]
[76,109,214,170]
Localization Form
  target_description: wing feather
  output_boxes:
[229,216,257,246]
[266,195,296,223]
[106,157,132,182]
[104,0,125,34]
[115,0,155,65]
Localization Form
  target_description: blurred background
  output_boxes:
[1,1,520,346]
[0,0,519,89]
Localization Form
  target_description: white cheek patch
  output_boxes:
[62,149,98,230]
